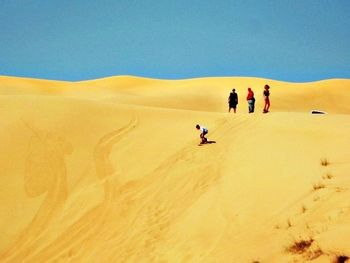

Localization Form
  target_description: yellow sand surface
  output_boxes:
[0,75,350,262]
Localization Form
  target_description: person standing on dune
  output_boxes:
[263,84,270,113]
[246,87,255,113]
[196,124,208,144]
[228,89,238,113]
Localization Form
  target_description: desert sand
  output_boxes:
[0,75,350,262]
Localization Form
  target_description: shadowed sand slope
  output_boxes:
[0,76,350,262]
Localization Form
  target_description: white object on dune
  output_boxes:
[311,110,328,114]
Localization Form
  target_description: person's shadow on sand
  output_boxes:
[199,140,216,146]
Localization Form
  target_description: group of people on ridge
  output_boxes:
[228,84,271,114]
[196,84,271,145]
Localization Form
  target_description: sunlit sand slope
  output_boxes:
[0,76,350,262]
[2,76,350,113]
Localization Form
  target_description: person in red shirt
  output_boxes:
[263,84,270,113]
[246,87,255,113]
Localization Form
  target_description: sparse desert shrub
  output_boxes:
[287,238,323,259]
[307,249,323,260]
[287,239,314,254]
[301,205,307,213]
[321,158,330,166]
[335,255,349,263]
[313,182,326,191]
[322,173,333,180]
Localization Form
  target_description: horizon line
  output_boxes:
[1,73,350,84]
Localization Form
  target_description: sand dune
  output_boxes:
[0,75,350,262]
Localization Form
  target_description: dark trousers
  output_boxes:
[248,99,255,113]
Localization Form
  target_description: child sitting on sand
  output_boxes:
[196,124,208,144]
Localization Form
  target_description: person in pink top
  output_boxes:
[246,87,255,113]
[263,84,270,113]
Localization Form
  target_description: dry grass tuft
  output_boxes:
[326,173,333,179]
[335,255,349,263]
[313,182,326,191]
[321,158,330,166]
[307,249,323,260]
[287,239,314,254]
[322,173,333,180]
[301,205,307,213]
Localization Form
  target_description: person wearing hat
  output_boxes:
[228,88,238,113]
[263,84,270,113]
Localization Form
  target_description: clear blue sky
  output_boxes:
[1,0,350,82]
